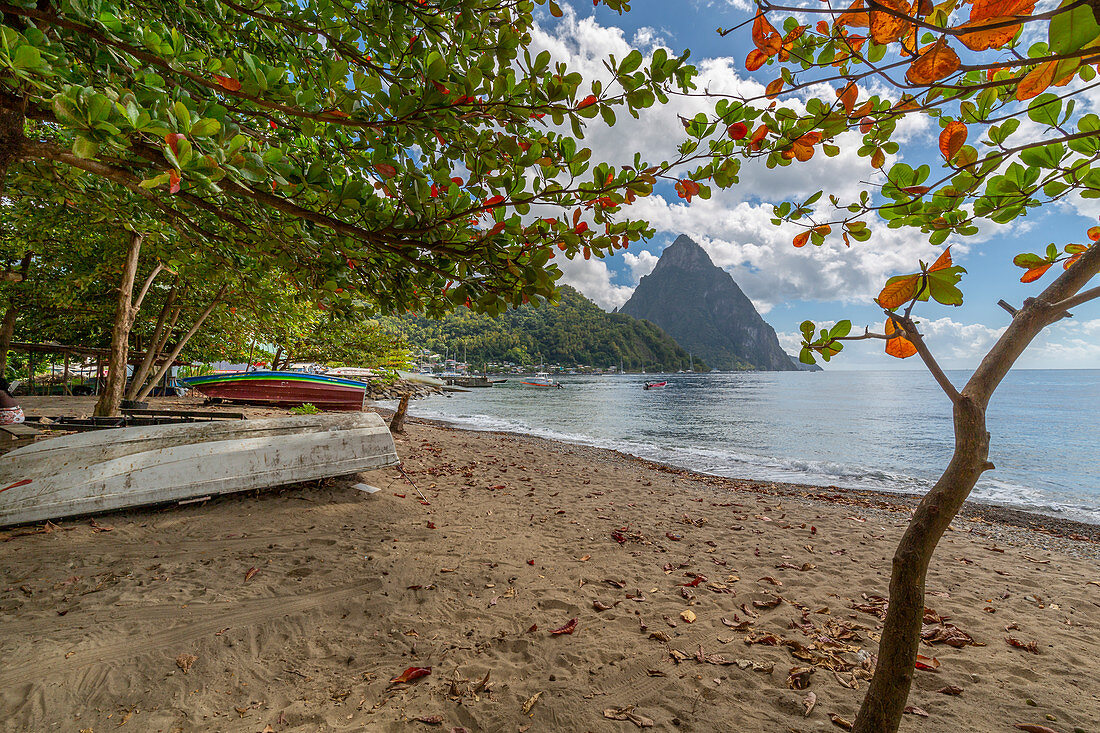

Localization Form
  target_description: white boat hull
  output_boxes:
[0,413,399,527]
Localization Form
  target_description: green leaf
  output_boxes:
[190,118,221,137]
[1049,0,1100,56]
[72,136,99,159]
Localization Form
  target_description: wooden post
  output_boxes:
[28,350,34,396]
[0,304,15,377]
[62,353,70,395]
[390,394,409,434]
[95,355,102,395]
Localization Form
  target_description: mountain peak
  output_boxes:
[620,233,796,371]
[654,235,715,272]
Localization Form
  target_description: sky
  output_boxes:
[527,0,1100,370]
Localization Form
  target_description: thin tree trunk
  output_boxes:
[62,354,70,395]
[125,283,178,400]
[271,346,283,371]
[390,394,409,434]
[134,286,226,402]
[0,303,16,377]
[94,232,144,417]
[853,242,1100,733]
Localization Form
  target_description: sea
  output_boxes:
[403,369,1100,525]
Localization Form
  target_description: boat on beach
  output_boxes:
[643,381,668,390]
[0,412,399,527]
[179,370,368,411]
[520,372,561,388]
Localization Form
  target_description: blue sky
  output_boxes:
[531,0,1100,369]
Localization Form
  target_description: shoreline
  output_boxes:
[400,412,1100,544]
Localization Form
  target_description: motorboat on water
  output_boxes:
[0,413,399,527]
[178,370,369,411]
[643,381,668,390]
[520,372,561,388]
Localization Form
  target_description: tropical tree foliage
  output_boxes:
[674,1,1100,730]
[1,0,696,315]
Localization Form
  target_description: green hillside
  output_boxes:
[384,286,705,372]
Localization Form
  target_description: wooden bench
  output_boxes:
[0,423,42,453]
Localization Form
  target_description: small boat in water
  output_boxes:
[643,381,668,390]
[521,372,561,388]
[0,413,399,527]
[179,370,368,411]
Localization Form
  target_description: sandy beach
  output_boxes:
[2,398,1098,732]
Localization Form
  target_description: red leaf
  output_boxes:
[375,164,398,178]
[1014,725,1059,733]
[574,221,589,235]
[164,133,185,156]
[484,195,505,207]
[577,95,598,109]
[793,232,810,248]
[169,170,181,194]
[550,618,579,635]
[269,120,278,130]
[390,666,431,684]
[727,122,748,140]
[244,566,258,583]
[527,624,538,632]
[213,75,241,91]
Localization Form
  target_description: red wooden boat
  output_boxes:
[179,371,367,411]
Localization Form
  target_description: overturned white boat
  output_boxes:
[0,413,399,527]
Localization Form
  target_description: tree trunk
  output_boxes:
[94,232,144,417]
[0,303,16,377]
[125,284,178,400]
[854,242,1100,733]
[134,286,226,402]
[390,394,409,434]
[852,397,989,732]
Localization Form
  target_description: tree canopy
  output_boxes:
[1,0,696,315]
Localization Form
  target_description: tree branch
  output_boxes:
[888,313,961,404]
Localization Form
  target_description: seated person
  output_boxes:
[0,378,24,425]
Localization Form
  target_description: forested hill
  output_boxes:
[384,285,705,372]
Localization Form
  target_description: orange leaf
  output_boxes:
[836,0,870,28]
[906,39,960,84]
[727,122,748,140]
[956,14,1029,51]
[765,78,784,99]
[871,147,886,168]
[901,185,930,196]
[752,11,783,54]
[783,131,822,162]
[1016,60,1055,101]
[885,318,918,359]
[746,49,769,71]
[749,124,769,149]
[793,231,810,248]
[928,246,953,272]
[939,121,968,161]
[870,0,913,45]
[169,169,181,194]
[390,666,431,684]
[837,82,859,115]
[877,274,921,308]
[213,75,241,91]
[577,94,598,109]
[1021,263,1052,283]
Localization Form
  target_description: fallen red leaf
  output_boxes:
[914,654,940,671]
[390,666,431,684]
[550,618,578,635]
[244,566,258,583]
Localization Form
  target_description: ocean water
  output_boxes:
[404,370,1100,525]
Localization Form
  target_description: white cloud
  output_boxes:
[622,250,658,282]
[552,252,635,309]
[531,10,959,314]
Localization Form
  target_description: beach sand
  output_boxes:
[1,398,1098,732]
